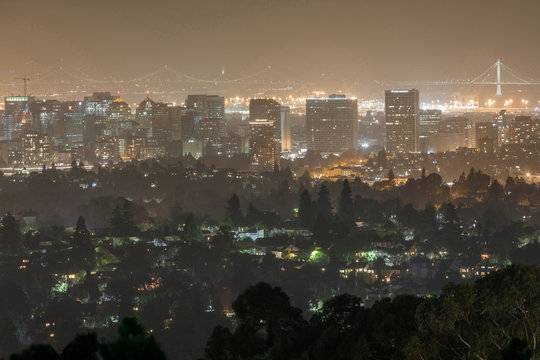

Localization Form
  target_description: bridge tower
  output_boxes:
[496,59,502,96]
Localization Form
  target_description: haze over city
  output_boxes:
[1,1,540,360]
[2,0,540,102]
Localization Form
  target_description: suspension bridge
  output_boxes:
[375,59,540,96]
[1,59,539,98]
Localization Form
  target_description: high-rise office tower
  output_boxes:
[106,98,131,136]
[418,109,442,153]
[306,94,358,153]
[4,96,35,140]
[385,89,420,153]
[168,105,184,141]
[136,96,156,137]
[22,132,51,167]
[185,95,224,146]
[249,119,279,172]
[474,122,498,154]
[509,116,540,147]
[29,100,63,136]
[151,101,170,140]
[280,105,291,152]
[249,98,281,150]
[63,101,85,143]
[84,92,116,117]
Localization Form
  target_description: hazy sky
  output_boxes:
[1,0,540,85]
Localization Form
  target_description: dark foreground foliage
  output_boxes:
[204,264,540,360]
[8,317,165,360]
[11,264,540,360]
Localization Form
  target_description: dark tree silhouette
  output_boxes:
[337,180,354,226]
[225,193,243,226]
[100,318,166,360]
[183,213,203,242]
[298,189,315,228]
[0,212,23,256]
[69,216,96,275]
[316,184,332,221]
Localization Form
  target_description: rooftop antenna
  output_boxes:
[17,74,30,97]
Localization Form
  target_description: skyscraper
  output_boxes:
[4,96,35,140]
[151,101,170,140]
[136,96,156,137]
[418,109,442,153]
[509,116,540,147]
[306,94,358,153]
[249,98,281,150]
[106,98,131,136]
[185,95,225,147]
[29,99,62,136]
[63,101,85,144]
[280,105,291,152]
[249,119,279,172]
[385,89,419,153]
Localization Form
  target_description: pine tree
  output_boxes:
[226,193,243,227]
[317,183,332,221]
[70,216,96,275]
[0,212,22,256]
[337,180,354,226]
[298,189,314,228]
[183,213,202,242]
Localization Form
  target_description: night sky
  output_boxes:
[1,0,540,88]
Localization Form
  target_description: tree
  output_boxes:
[0,212,23,256]
[225,193,243,227]
[488,179,505,201]
[498,338,533,360]
[109,201,138,237]
[205,326,234,360]
[69,216,96,275]
[410,265,540,360]
[232,283,305,351]
[100,318,166,360]
[183,213,203,242]
[316,184,332,221]
[311,294,362,328]
[60,333,99,360]
[10,344,59,360]
[337,180,354,226]
[298,189,315,228]
[245,202,263,226]
[211,226,235,254]
[312,213,330,248]
[169,201,183,228]
[387,169,395,181]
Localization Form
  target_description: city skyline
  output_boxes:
[2,2,540,360]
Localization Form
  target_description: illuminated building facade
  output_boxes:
[4,96,35,140]
[249,98,281,150]
[106,98,132,136]
[63,101,85,144]
[22,132,51,167]
[185,95,225,147]
[385,89,419,153]
[509,116,540,146]
[418,109,442,153]
[280,105,291,152]
[474,122,498,153]
[306,94,358,153]
[84,92,116,117]
[249,119,279,172]
[136,96,156,137]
